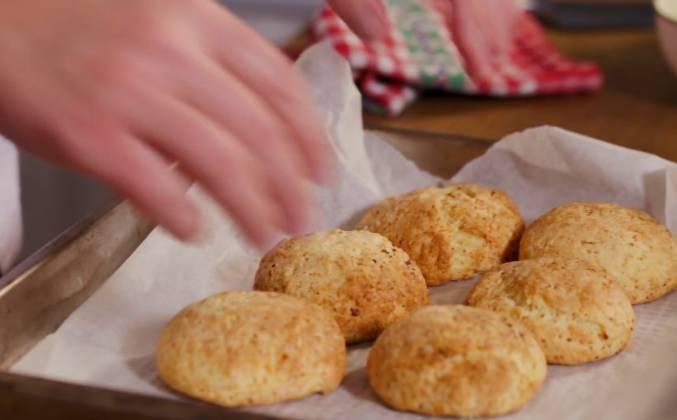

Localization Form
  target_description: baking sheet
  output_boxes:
[11,42,677,420]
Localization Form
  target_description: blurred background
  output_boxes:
[19,0,674,259]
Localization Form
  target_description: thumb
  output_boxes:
[327,0,389,41]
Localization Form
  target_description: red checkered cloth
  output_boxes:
[310,0,603,115]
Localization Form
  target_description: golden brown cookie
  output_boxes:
[367,305,546,417]
[156,291,345,406]
[357,184,524,285]
[520,202,677,304]
[466,257,635,365]
[254,229,428,343]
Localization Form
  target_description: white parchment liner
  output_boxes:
[13,43,677,420]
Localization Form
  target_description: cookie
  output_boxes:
[254,229,428,343]
[367,305,546,417]
[520,202,677,304]
[466,257,635,364]
[156,291,345,406]
[358,184,524,285]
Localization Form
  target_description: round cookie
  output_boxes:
[520,202,677,304]
[367,305,546,417]
[466,257,636,365]
[156,291,345,406]
[254,229,428,343]
[357,184,524,286]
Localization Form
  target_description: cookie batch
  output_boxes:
[155,184,677,417]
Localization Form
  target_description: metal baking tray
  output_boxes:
[0,128,491,420]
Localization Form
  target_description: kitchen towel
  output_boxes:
[311,0,603,115]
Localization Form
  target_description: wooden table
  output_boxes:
[366,28,677,161]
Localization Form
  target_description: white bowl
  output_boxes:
[655,0,677,77]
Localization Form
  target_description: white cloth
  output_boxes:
[0,135,22,273]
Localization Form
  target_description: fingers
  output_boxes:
[474,0,516,57]
[496,0,521,43]
[200,6,335,185]
[0,0,336,247]
[112,148,200,241]
[68,129,201,241]
[327,0,390,41]
[452,0,518,63]
[123,86,300,248]
[75,6,321,246]
[165,52,313,234]
[452,0,496,81]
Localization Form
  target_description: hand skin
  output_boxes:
[0,0,380,249]
[431,0,521,81]
[0,0,513,248]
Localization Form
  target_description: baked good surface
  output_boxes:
[520,202,677,304]
[156,291,345,406]
[357,184,524,286]
[466,257,636,365]
[367,305,546,417]
[254,229,428,343]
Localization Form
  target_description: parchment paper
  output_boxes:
[12,43,677,420]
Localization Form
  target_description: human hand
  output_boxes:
[328,0,389,41]
[436,0,521,81]
[0,0,336,248]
